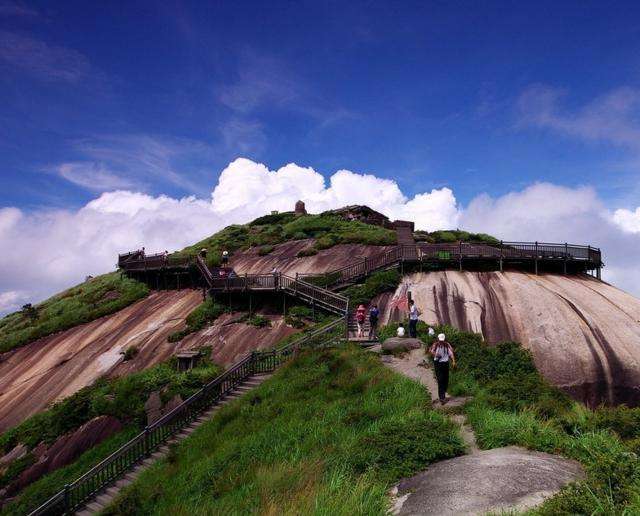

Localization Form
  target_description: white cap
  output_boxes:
[438,333,446,341]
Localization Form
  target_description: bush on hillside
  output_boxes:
[342,269,401,307]
[167,299,225,342]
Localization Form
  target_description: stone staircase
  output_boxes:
[75,373,272,515]
[395,224,415,245]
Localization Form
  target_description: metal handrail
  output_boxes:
[29,318,344,516]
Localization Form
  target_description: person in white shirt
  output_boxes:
[408,299,421,337]
[429,333,456,404]
[396,324,405,337]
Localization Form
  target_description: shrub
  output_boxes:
[122,346,138,361]
[246,315,271,328]
[342,269,401,307]
[167,299,225,342]
[257,245,274,256]
[296,248,318,258]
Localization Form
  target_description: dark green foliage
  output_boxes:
[245,315,271,328]
[172,213,395,268]
[0,359,221,455]
[285,305,314,328]
[0,273,149,353]
[414,230,500,245]
[0,453,35,489]
[296,248,318,257]
[105,346,464,514]
[248,212,296,226]
[342,269,401,307]
[257,245,274,256]
[167,299,225,342]
[1,427,139,516]
[123,346,138,361]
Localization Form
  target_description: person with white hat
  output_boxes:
[429,333,456,404]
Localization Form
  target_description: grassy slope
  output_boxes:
[104,346,464,515]
[0,272,149,354]
[380,321,640,515]
[173,212,397,267]
[0,358,222,513]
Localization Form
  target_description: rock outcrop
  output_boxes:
[5,416,122,496]
[382,271,640,407]
[382,337,422,353]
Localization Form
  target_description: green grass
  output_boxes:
[103,346,465,515]
[0,427,139,516]
[167,298,225,342]
[0,273,149,353]
[0,358,222,505]
[173,213,396,268]
[381,321,640,514]
[414,229,500,244]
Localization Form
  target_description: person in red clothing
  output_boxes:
[355,304,367,338]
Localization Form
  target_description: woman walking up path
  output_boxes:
[429,333,456,405]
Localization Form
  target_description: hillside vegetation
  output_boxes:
[0,356,221,514]
[379,321,640,514]
[174,212,397,266]
[103,346,464,515]
[414,229,500,244]
[0,273,148,354]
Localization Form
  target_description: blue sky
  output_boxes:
[2,0,640,208]
[2,0,640,310]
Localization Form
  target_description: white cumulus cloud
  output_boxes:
[1,158,639,315]
[0,158,460,313]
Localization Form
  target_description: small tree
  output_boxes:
[21,303,38,322]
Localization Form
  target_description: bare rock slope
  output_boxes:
[383,271,640,406]
[0,291,295,432]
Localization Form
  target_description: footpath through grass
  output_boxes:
[382,320,640,515]
[104,345,464,515]
[0,273,149,353]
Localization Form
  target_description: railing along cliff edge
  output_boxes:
[29,318,345,516]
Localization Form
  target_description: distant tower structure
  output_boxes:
[295,200,307,216]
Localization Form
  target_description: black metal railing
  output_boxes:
[29,318,345,516]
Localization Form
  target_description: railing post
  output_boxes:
[564,242,568,275]
[534,241,539,275]
[144,426,151,457]
[64,483,71,513]
[499,240,503,272]
[459,241,463,271]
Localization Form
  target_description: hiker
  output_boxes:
[356,304,367,338]
[429,333,456,405]
[221,250,229,265]
[428,326,435,338]
[396,324,405,337]
[369,304,380,340]
[163,250,169,264]
[409,299,421,338]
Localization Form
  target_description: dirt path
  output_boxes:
[378,347,584,515]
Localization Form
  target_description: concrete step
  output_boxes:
[86,501,105,512]
[124,471,139,483]
[96,492,115,506]
[106,486,120,497]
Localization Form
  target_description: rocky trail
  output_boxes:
[375,346,584,515]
